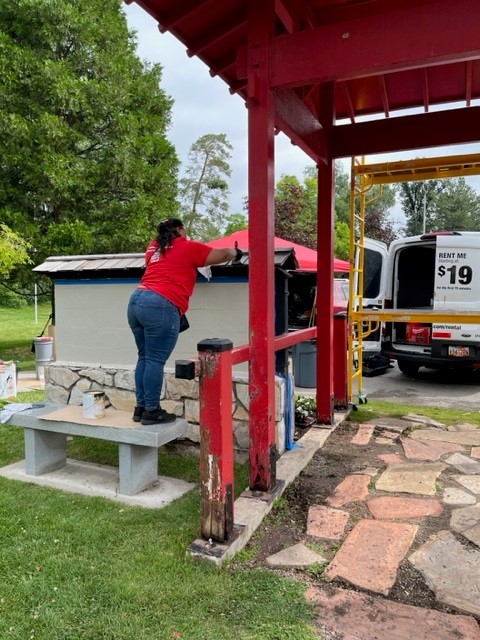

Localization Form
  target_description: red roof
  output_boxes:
[206,229,350,272]
[129,0,480,159]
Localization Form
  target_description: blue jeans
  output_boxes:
[127,289,180,411]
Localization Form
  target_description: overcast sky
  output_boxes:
[123,3,480,223]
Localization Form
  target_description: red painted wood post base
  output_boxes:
[197,338,234,543]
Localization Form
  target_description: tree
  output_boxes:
[0,0,178,287]
[224,213,248,235]
[0,224,31,277]
[274,174,316,248]
[430,178,480,231]
[275,162,399,255]
[178,133,233,241]
[398,180,442,235]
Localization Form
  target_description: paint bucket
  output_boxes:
[82,391,106,419]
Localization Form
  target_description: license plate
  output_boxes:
[448,346,470,357]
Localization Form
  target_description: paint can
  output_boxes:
[82,391,106,419]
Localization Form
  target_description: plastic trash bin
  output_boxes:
[34,336,53,379]
[293,339,316,388]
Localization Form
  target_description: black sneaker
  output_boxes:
[141,408,176,425]
[132,406,145,422]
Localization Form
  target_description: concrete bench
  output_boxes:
[8,404,188,496]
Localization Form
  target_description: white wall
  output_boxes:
[54,279,249,370]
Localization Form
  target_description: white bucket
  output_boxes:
[82,391,106,419]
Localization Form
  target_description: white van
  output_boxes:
[366,231,480,376]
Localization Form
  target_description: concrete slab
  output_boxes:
[448,423,479,432]
[401,437,464,461]
[408,530,480,617]
[17,371,46,392]
[403,414,447,429]
[375,461,446,496]
[266,542,327,568]
[325,474,371,507]
[443,487,477,505]
[445,452,480,475]
[305,585,480,640]
[0,459,194,508]
[462,523,480,547]
[367,496,443,519]
[453,474,480,495]
[306,504,349,540]
[450,504,480,534]
[325,519,417,595]
[410,428,480,446]
[370,417,412,433]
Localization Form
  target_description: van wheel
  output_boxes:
[397,360,420,376]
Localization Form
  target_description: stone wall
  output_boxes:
[45,362,286,462]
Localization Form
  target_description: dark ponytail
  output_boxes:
[155,218,184,254]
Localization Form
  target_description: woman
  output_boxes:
[127,218,242,425]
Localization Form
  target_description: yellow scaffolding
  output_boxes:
[347,153,480,405]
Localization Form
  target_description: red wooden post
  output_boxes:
[246,0,277,492]
[197,338,234,542]
[316,82,336,424]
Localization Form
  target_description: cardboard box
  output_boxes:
[0,361,17,399]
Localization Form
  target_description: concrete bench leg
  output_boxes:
[118,444,158,496]
[24,428,67,475]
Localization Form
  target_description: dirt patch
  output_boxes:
[234,420,470,618]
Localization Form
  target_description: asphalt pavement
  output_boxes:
[362,362,480,411]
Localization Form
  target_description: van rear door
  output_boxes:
[433,234,480,353]
[359,238,388,355]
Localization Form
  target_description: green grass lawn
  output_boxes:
[0,390,317,640]
[3,305,479,638]
[0,303,52,370]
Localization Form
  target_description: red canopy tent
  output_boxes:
[207,229,349,273]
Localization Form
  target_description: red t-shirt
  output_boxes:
[139,237,211,314]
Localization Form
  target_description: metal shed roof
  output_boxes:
[33,249,298,275]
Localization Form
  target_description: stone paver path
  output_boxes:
[324,519,417,595]
[375,461,445,495]
[367,496,443,519]
[446,452,480,474]
[266,542,326,568]
[410,428,480,446]
[409,530,480,617]
[453,474,480,494]
[325,474,371,507]
[443,487,477,505]
[266,416,480,630]
[306,585,480,640]
[350,423,375,445]
[306,505,349,540]
[402,437,464,460]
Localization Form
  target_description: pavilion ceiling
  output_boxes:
[127,0,480,160]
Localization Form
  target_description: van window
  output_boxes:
[364,248,382,298]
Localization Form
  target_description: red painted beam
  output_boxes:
[274,89,325,163]
[316,83,335,425]
[332,106,480,158]
[247,0,277,493]
[270,0,480,89]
